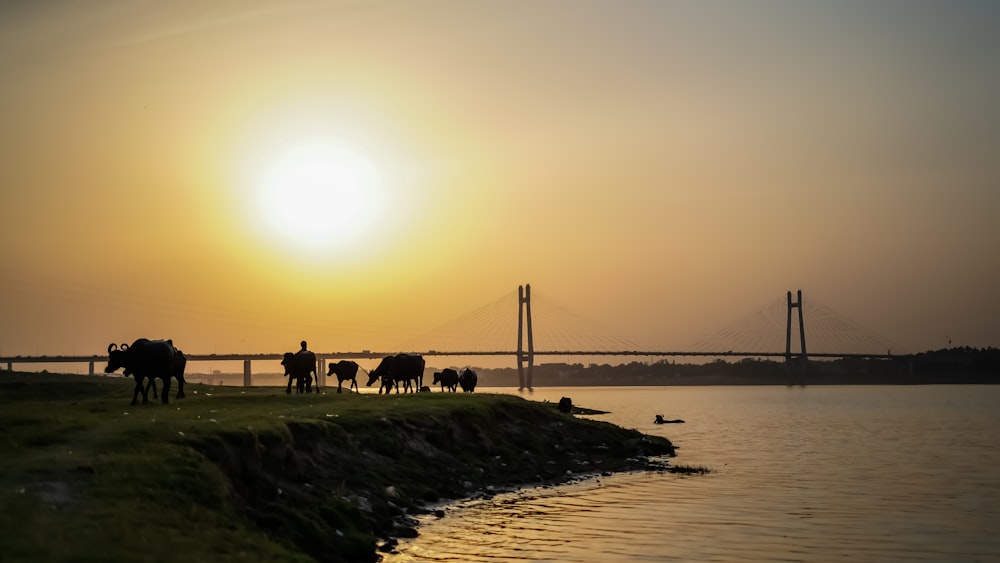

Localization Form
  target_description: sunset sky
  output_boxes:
[1,1,997,362]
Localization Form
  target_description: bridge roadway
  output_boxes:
[2,349,905,373]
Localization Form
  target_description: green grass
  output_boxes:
[0,372,676,562]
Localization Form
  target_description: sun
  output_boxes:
[253,141,384,252]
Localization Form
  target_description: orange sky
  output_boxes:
[1,1,998,363]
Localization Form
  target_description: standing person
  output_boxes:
[299,340,309,355]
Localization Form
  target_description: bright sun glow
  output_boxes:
[254,142,383,251]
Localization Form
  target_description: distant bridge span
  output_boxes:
[1,286,907,388]
[1,348,905,384]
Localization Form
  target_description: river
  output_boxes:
[382,385,1000,562]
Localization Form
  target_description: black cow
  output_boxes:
[367,354,425,394]
[282,351,318,394]
[372,371,396,395]
[327,360,360,394]
[105,339,184,405]
[366,356,397,394]
[433,368,459,392]
[138,348,188,401]
[459,368,478,393]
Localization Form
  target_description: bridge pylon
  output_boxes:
[517,284,534,391]
[786,289,808,363]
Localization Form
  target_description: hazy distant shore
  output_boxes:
[170,347,998,388]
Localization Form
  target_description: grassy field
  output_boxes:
[0,372,675,562]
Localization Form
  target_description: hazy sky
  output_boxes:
[1,0,997,360]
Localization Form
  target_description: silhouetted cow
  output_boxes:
[433,368,459,392]
[327,360,360,394]
[105,339,184,405]
[282,351,317,394]
[459,368,478,393]
[138,348,188,401]
[367,354,425,394]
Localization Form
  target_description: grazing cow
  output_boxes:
[433,368,459,392]
[139,348,188,401]
[366,356,397,394]
[367,354,425,394]
[459,368,478,393]
[105,339,183,405]
[326,360,360,394]
[282,351,318,394]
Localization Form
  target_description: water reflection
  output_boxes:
[383,385,1000,562]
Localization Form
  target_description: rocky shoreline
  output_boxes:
[0,373,676,563]
[190,395,676,561]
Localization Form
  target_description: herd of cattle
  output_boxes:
[104,338,478,405]
[282,350,478,395]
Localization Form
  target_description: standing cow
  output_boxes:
[433,368,459,392]
[139,348,188,401]
[105,339,185,405]
[282,351,318,394]
[327,360,360,394]
[367,354,425,394]
[459,368,478,393]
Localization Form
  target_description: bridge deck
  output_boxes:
[2,349,906,366]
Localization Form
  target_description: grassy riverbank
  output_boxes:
[0,372,675,562]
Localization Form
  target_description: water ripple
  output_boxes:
[384,385,1000,562]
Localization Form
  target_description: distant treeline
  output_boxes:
[471,347,1000,386]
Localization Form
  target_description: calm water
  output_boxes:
[383,385,1000,562]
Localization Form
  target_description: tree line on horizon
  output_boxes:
[466,347,1000,386]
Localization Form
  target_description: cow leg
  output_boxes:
[144,378,158,400]
[136,377,150,405]
[350,378,358,393]
[286,376,293,394]
[175,375,185,399]
[337,380,343,394]
[161,376,171,404]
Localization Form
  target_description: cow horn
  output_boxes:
[121,342,129,351]
[108,343,117,354]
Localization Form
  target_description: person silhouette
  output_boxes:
[299,340,309,354]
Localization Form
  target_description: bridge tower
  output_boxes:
[785,289,808,363]
[517,284,535,391]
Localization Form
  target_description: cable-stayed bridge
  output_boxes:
[396,286,902,357]
[392,285,904,389]
[2,285,907,389]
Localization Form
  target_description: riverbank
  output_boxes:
[0,372,675,562]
